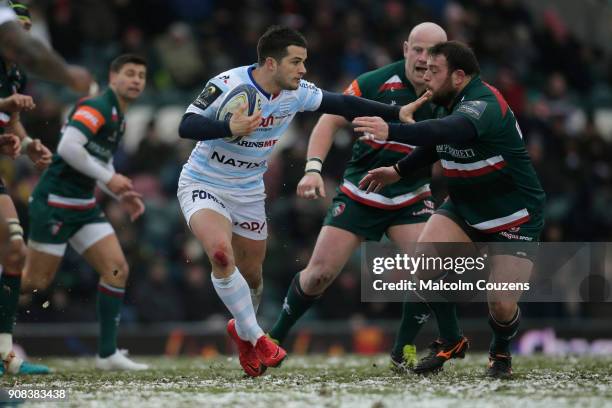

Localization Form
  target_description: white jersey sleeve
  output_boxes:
[296,79,323,112]
[0,5,16,26]
[185,76,229,118]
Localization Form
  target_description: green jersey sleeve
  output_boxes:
[67,100,108,139]
[452,98,500,141]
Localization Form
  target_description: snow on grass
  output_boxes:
[1,354,611,407]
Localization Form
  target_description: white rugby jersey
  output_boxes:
[0,3,16,26]
[180,64,323,198]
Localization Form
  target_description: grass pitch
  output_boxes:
[1,354,611,407]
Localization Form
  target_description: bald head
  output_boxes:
[404,22,448,90]
[408,22,447,46]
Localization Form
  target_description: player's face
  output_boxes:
[274,45,307,90]
[111,63,146,101]
[424,54,456,106]
[404,39,433,86]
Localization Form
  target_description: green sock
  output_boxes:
[97,282,125,358]
[428,301,461,342]
[269,273,318,344]
[488,308,520,355]
[0,274,21,334]
[391,292,431,358]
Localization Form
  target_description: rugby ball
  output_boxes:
[216,83,262,142]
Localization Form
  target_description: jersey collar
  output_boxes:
[247,65,280,100]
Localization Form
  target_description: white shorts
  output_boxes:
[177,181,268,241]
[28,222,115,257]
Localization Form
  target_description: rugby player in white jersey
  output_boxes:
[178,25,421,377]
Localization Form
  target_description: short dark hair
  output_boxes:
[257,25,307,65]
[110,54,147,73]
[428,41,480,76]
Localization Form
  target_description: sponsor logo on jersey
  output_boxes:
[111,107,118,122]
[332,202,346,217]
[499,229,533,241]
[191,189,226,208]
[86,142,112,161]
[73,106,105,133]
[456,100,487,120]
[235,139,278,148]
[194,83,223,110]
[209,147,267,170]
[233,220,266,234]
[436,145,476,159]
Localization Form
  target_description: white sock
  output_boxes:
[0,333,13,359]
[212,268,264,344]
[250,282,263,314]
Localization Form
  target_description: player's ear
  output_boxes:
[265,56,278,71]
[403,41,409,58]
[452,69,466,87]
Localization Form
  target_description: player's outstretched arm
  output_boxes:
[0,20,92,93]
[297,114,347,199]
[317,91,402,121]
[353,114,478,146]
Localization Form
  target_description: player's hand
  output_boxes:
[67,65,94,95]
[0,94,35,112]
[119,190,145,222]
[399,90,431,123]
[0,134,21,159]
[229,104,261,137]
[26,139,52,170]
[358,166,401,193]
[106,173,133,195]
[297,172,326,199]
[353,116,389,142]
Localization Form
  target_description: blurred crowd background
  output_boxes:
[6,0,612,326]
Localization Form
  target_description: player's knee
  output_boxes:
[104,260,129,285]
[208,242,234,270]
[303,259,337,292]
[489,301,515,320]
[21,271,53,293]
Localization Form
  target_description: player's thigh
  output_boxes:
[487,254,533,318]
[22,246,63,292]
[418,214,472,243]
[178,183,234,260]
[232,233,266,287]
[80,232,128,287]
[387,222,426,252]
[300,226,362,293]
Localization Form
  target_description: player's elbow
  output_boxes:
[178,114,195,139]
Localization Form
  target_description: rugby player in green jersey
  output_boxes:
[0,1,53,375]
[357,41,545,378]
[20,54,149,371]
[268,23,449,371]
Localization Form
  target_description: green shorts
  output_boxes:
[28,194,108,245]
[323,190,434,241]
[436,199,543,260]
